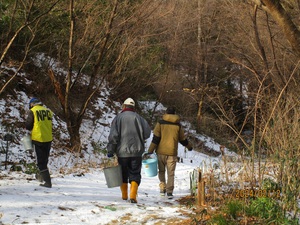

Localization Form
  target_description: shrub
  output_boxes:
[208,214,229,225]
[225,200,243,220]
[246,197,298,224]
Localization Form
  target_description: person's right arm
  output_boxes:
[107,117,119,155]
[25,110,34,131]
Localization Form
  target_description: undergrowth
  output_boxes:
[177,191,299,225]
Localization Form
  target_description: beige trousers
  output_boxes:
[157,154,177,194]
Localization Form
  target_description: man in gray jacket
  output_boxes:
[107,98,151,203]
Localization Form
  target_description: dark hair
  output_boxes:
[166,106,176,114]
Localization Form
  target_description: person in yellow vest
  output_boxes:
[25,97,53,188]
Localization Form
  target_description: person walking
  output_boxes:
[25,97,53,188]
[107,98,151,203]
[147,106,192,199]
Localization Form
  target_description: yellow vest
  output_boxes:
[31,105,53,142]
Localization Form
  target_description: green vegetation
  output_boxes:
[183,197,299,225]
[23,162,39,175]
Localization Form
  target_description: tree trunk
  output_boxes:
[66,118,82,153]
[260,0,300,57]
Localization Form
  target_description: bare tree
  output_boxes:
[253,0,300,57]
[200,0,300,214]
[46,0,119,152]
[46,0,164,152]
[0,0,60,95]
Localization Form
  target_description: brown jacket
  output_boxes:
[148,114,192,156]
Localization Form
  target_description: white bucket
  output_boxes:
[103,165,122,188]
[21,134,33,150]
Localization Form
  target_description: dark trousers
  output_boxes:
[118,157,142,185]
[33,141,52,171]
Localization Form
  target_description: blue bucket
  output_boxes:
[142,154,157,177]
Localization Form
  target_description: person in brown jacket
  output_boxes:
[147,106,192,199]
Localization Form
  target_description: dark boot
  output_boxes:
[40,169,52,188]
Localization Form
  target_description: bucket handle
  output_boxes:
[142,152,157,160]
[103,155,119,168]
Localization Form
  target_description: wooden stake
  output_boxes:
[200,179,205,206]
[197,169,206,206]
[220,145,229,183]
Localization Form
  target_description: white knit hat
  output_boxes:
[123,98,135,106]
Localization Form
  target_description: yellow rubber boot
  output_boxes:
[120,183,128,200]
[130,181,138,203]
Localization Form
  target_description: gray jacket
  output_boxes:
[107,109,151,157]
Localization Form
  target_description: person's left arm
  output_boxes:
[179,127,193,151]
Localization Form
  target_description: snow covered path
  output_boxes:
[0,155,210,225]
